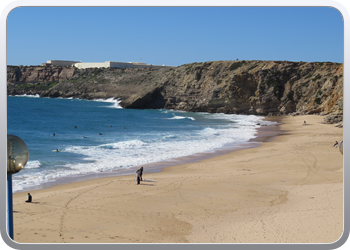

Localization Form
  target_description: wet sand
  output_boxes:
[11,115,343,244]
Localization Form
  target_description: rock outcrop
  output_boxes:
[7,66,75,84]
[7,60,343,122]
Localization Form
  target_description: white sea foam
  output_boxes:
[200,128,220,136]
[47,122,256,178]
[168,115,195,120]
[11,109,276,192]
[162,135,176,140]
[92,98,122,109]
[14,94,40,98]
[24,160,41,169]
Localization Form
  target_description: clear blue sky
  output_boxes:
[7,7,343,66]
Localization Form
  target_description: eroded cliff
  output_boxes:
[7,60,343,122]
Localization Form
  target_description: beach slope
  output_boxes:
[12,115,343,243]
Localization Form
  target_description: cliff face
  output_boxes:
[7,66,75,84]
[7,60,343,121]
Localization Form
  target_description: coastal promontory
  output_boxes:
[7,60,343,123]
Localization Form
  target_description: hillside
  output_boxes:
[7,60,343,123]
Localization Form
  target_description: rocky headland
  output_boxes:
[7,60,343,123]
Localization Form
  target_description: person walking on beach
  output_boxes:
[26,193,32,203]
[333,141,339,147]
[136,169,141,185]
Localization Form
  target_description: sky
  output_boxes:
[6,6,344,66]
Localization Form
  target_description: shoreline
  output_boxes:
[13,115,281,194]
[12,114,343,243]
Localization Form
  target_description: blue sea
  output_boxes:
[7,95,276,192]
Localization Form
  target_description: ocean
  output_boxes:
[7,95,276,193]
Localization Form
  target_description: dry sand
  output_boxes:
[11,115,343,244]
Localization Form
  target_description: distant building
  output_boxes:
[42,60,81,67]
[42,60,174,69]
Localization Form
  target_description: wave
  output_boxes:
[200,127,220,136]
[12,123,260,192]
[168,115,195,121]
[57,97,74,99]
[10,106,279,192]
[14,94,40,98]
[162,135,177,140]
[100,140,147,149]
[25,160,41,169]
[65,140,147,153]
[92,97,122,109]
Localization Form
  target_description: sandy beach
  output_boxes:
[11,115,343,244]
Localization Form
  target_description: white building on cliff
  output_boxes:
[42,60,81,67]
[42,60,174,69]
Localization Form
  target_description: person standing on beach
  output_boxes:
[139,167,144,181]
[136,169,141,185]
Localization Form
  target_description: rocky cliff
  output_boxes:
[7,60,343,122]
[7,66,75,84]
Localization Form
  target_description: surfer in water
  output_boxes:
[53,133,55,136]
